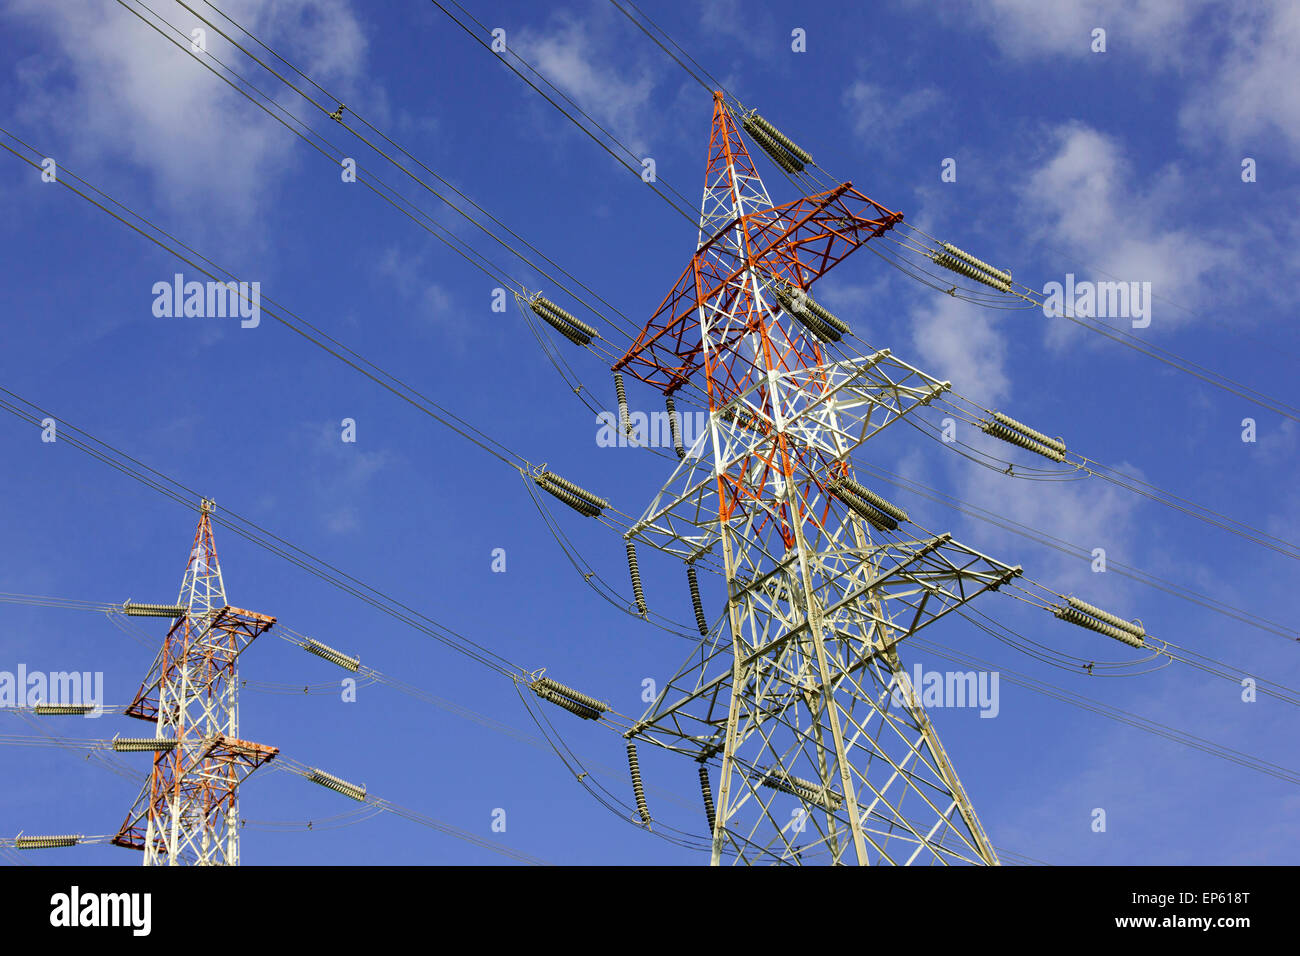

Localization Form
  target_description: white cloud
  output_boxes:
[241,0,367,82]
[4,0,367,221]
[1019,123,1229,340]
[376,244,455,326]
[956,454,1143,595]
[421,283,453,321]
[843,81,940,141]
[515,13,657,156]
[910,294,1011,405]
[307,419,392,534]
[1179,2,1300,157]
[951,0,1209,62]
[699,0,778,57]
[952,0,1300,160]
[699,0,749,41]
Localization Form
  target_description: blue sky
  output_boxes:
[0,0,1297,865]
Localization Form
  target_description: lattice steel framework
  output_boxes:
[112,500,277,865]
[616,93,1019,865]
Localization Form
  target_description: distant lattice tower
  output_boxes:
[616,93,1021,865]
[112,499,278,865]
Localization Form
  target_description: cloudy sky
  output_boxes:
[0,0,1297,865]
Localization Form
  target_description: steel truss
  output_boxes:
[113,500,277,865]
[618,93,1018,865]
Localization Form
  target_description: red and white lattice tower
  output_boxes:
[112,500,278,865]
[616,93,1020,865]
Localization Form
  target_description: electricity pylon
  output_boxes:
[616,93,1020,865]
[112,499,278,865]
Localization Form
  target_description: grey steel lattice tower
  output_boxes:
[615,94,1020,865]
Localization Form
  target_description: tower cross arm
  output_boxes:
[614,183,902,393]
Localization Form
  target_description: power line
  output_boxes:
[0,383,526,680]
[11,1,1296,864]
[121,0,710,461]
[404,3,1300,578]
[151,0,1300,615]
[0,133,530,474]
[425,0,700,229]
[842,461,1300,644]
[0,717,552,864]
[129,0,653,347]
[601,0,1300,424]
[911,633,1300,787]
